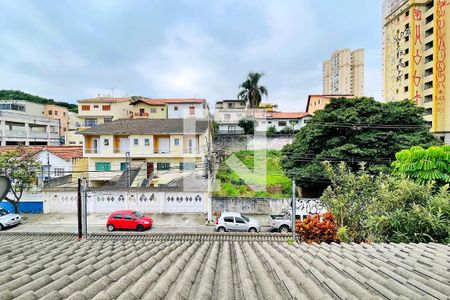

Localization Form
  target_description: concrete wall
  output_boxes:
[214,135,295,153]
[212,197,325,215]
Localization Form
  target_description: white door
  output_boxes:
[120,138,129,153]
[159,138,170,154]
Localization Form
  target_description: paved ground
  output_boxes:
[3,213,276,234]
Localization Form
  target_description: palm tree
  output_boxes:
[238,72,268,109]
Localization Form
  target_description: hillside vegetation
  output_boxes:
[0,90,78,112]
[214,150,291,198]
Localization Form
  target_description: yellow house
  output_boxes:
[79,118,211,187]
[77,97,133,128]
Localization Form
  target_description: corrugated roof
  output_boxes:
[78,97,131,103]
[0,233,448,299]
[79,118,209,135]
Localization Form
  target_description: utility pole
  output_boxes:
[126,151,131,187]
[47,152,51,183]
[77,178,82,240]
[82,178,88,239]
[291,179,296,241]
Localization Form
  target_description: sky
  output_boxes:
[0,0,383,112]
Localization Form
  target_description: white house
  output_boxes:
[165,99,209,119]
[255,112,310,132]
[214,100,247,134]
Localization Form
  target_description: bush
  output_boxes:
[295,212,339,243]
[267,126,277,137]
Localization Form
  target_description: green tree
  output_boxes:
[0,146,41,213]
[0,90,78,112]
[238,118,255,134]
[281,97,440,190]
[267,126,277,137]
[392,145,450,186]
[321,161,450,244]
[237,72,268,108]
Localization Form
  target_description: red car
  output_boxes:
[106,210,153,232]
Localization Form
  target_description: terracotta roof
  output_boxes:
[78,97,131,104]
[79,118,209,135]
[0,146,83,161]
[129,99,167,106]
[269,112,309,119]
[160,98,205,104]
[0,233,448,299]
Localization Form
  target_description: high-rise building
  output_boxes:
[322,48,365,97]
[383,0,450,143]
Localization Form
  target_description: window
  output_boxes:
[157,163,170,170]
[174,138,180,145]
[189,106,195,115]
[224,216,234,223]
[404,86,409,92]
[235,217,245,224]
[404,73,409,80]
[278,121,287,126]
[85,118,97,127]
[405,60,409,67]
[425,54,433,63]
[113,214,122,219]
[224,114,231,120]
[104,139,110,146]
[404,48,409,55]
[120,162,128,171]
[151,108,156,113]
[174,106,178,111]
[63,112,66,116]
[425,108,432,115]
[102,105,111,111]
[426,14,433,24]
[144,139,150,146]
[104,117,112,123]
[124,214,133,220]
[53,168,64,176]
[69,142,76,145]
[180,162,195,171]
[55,111,58,116]
[405,10,409,17]
[82,105,90,111]
[94,105,99,108]
[134,139,139,145]
[48,110,52,115]
[95,162,111,171]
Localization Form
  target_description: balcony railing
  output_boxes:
[183,147,201,154]
[85,148,99,154]
[113,148,129,154]
[153,149,171,154]
[134,112,149,117]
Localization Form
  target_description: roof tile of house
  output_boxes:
[0,146,83,161]
[79,118,209,135]
[78,97,131,103]
[0,233,448,299]
[269,112,309,119]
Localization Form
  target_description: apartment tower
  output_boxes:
[383,0,450,143]
[322,48,365,97]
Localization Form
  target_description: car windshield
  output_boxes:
[0,209,8,216]
[132,211,143,218]
[241,214,250,222]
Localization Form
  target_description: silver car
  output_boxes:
[0,208,21,230]
[215,212,261,233]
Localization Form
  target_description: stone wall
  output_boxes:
[214,135,295,154]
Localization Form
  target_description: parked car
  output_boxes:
[0,208,21,230]
[106,210,153,232]
[270,209,294,233]
[215,212,261,232]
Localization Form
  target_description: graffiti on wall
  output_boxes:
[394,26,411,80]
[435,0,448,123]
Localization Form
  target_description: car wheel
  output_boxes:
[218,227,226,232]
[107,224,114,232]
[249,227,257,233]
[279,225,289,233]
[136,224,144,232]
[0,224,3,231]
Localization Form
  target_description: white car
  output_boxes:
[0,208,21,230]
[215,212,261,232]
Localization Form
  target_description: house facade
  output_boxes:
[79,118,211,187]
[255,112,310,132]
[77,97,133,128]
[306,94,355,115]
[214,100,247,134]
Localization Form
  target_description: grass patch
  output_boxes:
[214,150,291,198]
